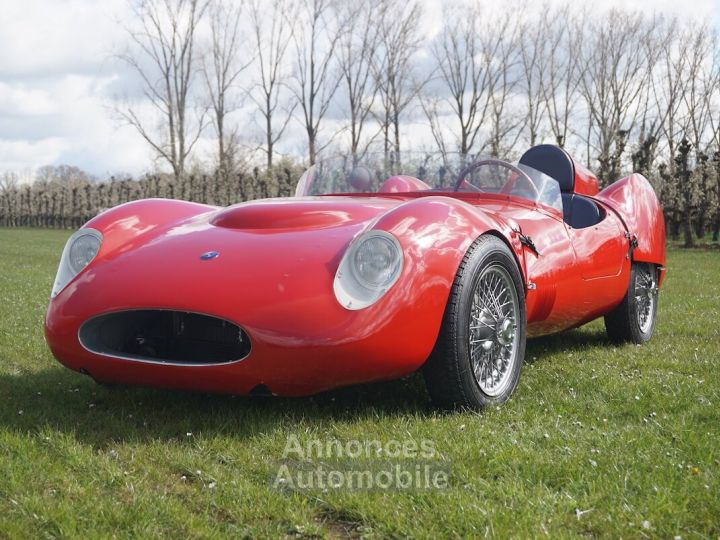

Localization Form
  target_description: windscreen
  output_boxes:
[294,154,563,213]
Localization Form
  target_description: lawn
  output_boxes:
[0,228,718,538]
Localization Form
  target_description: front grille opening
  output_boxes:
[79,310,250,365]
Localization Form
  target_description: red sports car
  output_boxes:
[45,145,666,409]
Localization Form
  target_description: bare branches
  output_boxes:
[704,31,720,149]
[202,0,252,176]
[99,0,720,215]
[577,9,655,183]
[681,24,717,156]
[337,1,383,161]
[424,5,494,156]
[486,13,522,158]
[289,0,344,164]
[519,7,551,147]
[531,5,582,149]
[373,0,423,163]
[0,171,19,192]
[118,0,209,181]
[248,0,296,169]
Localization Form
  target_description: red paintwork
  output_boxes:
[572,161,600,196]
[594,173,666,284]
[45,162,666,396]
[379,175,432,193]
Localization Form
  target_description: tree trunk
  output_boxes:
[308,131,317,166]
[266,93,273,170]
[683,211,694,248]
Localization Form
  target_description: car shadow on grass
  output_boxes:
[0,366,434,447]
[0,327,611,447]
[525,326,612,364]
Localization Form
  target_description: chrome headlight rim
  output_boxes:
[334,230,403,310]
[51,228,103,298]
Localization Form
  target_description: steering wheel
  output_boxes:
[454,159,539,199]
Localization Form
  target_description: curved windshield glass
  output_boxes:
[294,153,562,213]
[518,164,563,212]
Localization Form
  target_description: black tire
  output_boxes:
[604,262,658,344]
[423,235,527,410]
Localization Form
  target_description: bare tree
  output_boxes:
[634,16,687,177]
[486,14,523,158]
[248,0,296,170]
[289,0,344,164]
[420,95,450,158]
[577,10,654,184]
[202,0,252,177]
[374,1,423,164]
[0,171,18,192]
[681,25,718,242]
[519,7,552,147]
[423,5,494,156]
[118,0,208,181]
[541,7,583,149]
[0,172,19,227]
[706,32,720,150]
[682,25,716,156]
[35,165,95,185]
[337,1,382,160]
[705,33,720,241]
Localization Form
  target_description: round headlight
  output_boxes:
[351,234,401,289]
[334,230,403,310]
[68,232,102,274]
[51,228,102,297]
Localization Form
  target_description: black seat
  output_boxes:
[520,144,602,229]
[561,193,574,223]
[519,144,575,192]
[561,193,602,229]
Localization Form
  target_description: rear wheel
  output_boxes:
[423,235,526,409]
[604,263,659,344]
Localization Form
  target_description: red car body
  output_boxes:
[45,148,666,397]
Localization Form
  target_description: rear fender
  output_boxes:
[594,174,666,275]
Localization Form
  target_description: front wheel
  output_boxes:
[604,263,659,344]
[423,235,527,409]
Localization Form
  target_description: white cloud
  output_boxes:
[0,0,152,177]
[0,0,126,77]
[0,138,66,171]
[0,0,717,178]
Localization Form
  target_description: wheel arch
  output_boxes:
[368,196,528,362]
[370,196,527,293]
[483,229,526,291]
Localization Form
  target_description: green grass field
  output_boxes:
[0,228,718,538]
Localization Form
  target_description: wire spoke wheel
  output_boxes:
[423,235,526,409]
[469,264,520,397]
[634,265,657,334]
[605,262,659,344]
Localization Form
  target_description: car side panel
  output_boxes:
[510,207,578,335]
[566,211,626,280]
[485,204,630,337]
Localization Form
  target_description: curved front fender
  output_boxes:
[371,195,527,304]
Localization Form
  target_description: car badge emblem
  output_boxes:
[200,251,220,260]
